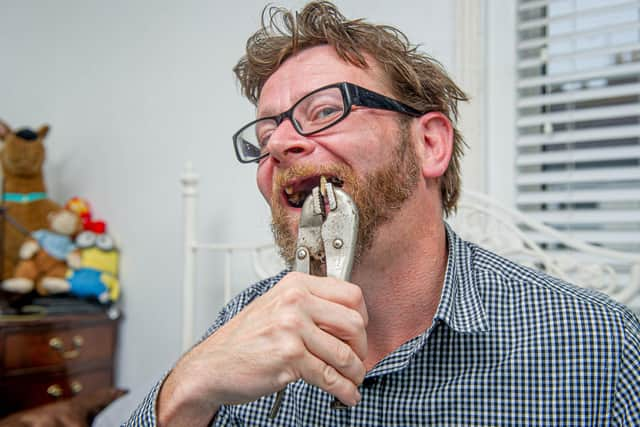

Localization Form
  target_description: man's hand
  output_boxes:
[157,272,368,426]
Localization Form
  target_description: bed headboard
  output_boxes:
[450,191,640,308]
[181,163,640,350]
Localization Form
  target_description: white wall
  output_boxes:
[1,0,458,420]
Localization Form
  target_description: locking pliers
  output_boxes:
[269,176,359,418]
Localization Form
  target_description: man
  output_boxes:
[128,2,640,426]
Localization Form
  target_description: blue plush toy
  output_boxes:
[41,231,120,304]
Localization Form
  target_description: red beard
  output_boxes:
[270,122,420,267]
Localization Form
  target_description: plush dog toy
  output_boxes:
[0,119,61,280]
[2,209,82,295]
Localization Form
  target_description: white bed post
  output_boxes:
[181,162,199,352]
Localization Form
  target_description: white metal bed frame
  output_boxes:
[180,163,640,351]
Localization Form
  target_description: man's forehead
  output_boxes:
[256,46,388,117]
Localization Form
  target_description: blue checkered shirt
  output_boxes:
[126,225,640,426]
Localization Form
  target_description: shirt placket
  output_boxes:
[349,375,383,426]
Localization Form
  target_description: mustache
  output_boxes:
[271,163,355,202]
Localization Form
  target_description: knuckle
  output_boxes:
[334,342,354,369]
[350,311,365,331]
[274,369,296,389]
[279,339,305,363]
[276,310,303,331]
[281,286,306,306]
[322,364,339,388]
[344,284,363,307]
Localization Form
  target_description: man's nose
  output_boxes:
[267,120,315,165]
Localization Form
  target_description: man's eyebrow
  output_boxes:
[257,107,278,119]
[257,88,304,119]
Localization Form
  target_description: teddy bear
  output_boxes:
[0,119,62,281]
[1,208,82,295]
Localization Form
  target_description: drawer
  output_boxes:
[2,324,115,371]
[0,367,113,416]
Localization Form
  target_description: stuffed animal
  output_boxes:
[42,230,120,304]
[65,197,107,233]
[1,209,82,295]
[0,119,62,280]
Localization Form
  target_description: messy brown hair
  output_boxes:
[233,1,468,216]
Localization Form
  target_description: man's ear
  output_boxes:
[414,112,453,179]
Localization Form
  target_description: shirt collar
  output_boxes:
[433,222,490,335]
[366,222,490,378]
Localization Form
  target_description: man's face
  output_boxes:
[255,45,421,265]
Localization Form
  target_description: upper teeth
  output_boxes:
[284,176,343,203]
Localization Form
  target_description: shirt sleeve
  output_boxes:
[122,306,234,426]
[611,310,640,426]
[121,376,166,426]
[121,275,282,427]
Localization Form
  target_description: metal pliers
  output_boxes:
[269,177,360,418]
[294,177,359,280]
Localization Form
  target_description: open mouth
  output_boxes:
[283,175,344,208]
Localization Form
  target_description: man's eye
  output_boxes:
[312,106,341,121]
[258,130,273,148]
[255,123,275,149]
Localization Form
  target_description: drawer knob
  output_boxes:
[70,381,83,395]
[47,384,63,398]
[48,336,82,359]
[72,335,84,347]
[49,337,63,351]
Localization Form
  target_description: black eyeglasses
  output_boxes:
[232,82,425,163]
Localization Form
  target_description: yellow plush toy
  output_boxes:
[41,230,120,304]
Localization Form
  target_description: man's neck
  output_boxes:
[350,196,448,370]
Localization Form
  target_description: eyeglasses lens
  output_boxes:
[235,86,346,163]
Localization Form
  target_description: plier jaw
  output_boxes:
[294,178,359,280]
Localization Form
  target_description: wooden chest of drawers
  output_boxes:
[0,312,119,417]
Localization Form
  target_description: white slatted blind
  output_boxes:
[516,0,640,252]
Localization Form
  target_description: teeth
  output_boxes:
[288,192,304,203]
[328,176,343,187]
[320,176,327,198]
[284,175,342,209]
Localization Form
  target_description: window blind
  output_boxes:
[516,0,640,252]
